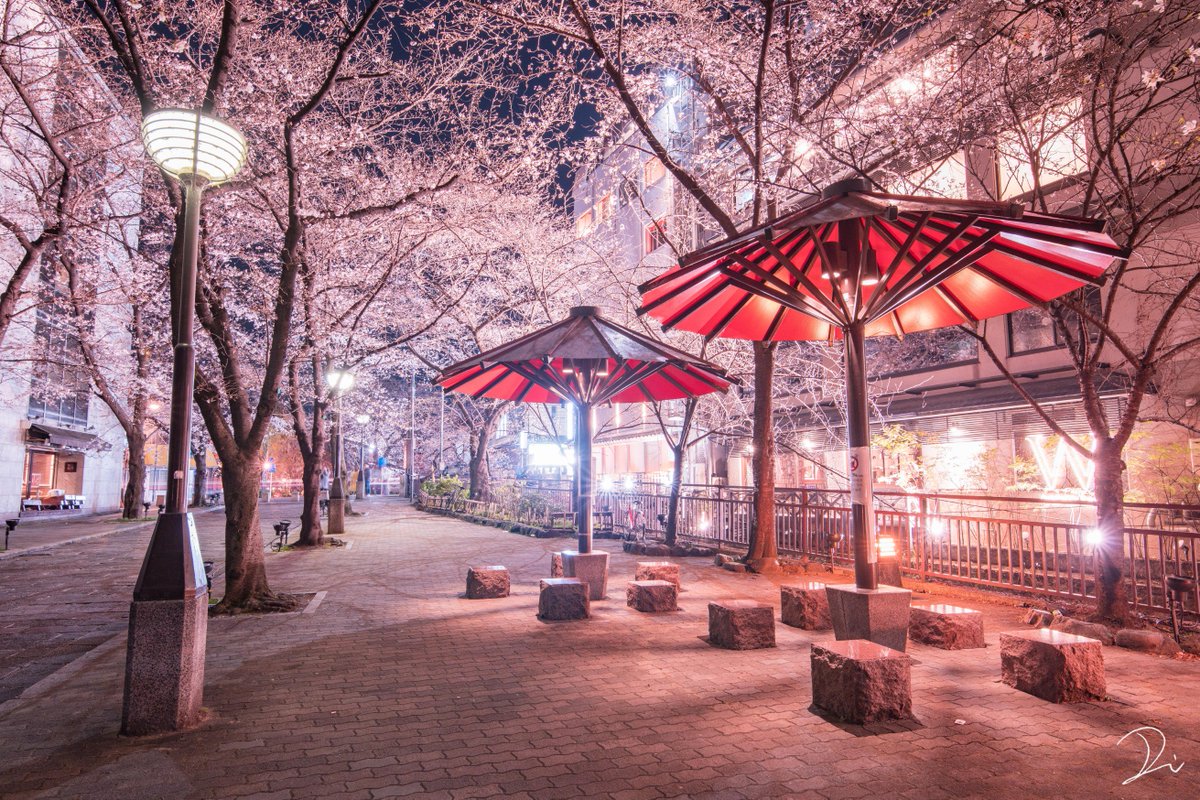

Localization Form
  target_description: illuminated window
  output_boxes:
[598,192,615,222]
[644,156,666,186]
[997,98,1088,200]
[575,210,594,238]
[644,218,668,254]
[889,151,967,198]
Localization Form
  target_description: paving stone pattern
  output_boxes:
[0,501,1198,799]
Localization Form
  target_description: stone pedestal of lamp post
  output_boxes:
[561,550,609,600]
[826,584,912,652]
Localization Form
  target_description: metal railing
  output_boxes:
[426,479,1199,620]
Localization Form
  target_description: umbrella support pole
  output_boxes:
[844,322,878,591]
[577,403,593,555]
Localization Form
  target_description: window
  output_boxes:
[1007,286,1102,354]
[997,98,1088,200]
[733,172,754,211]
[644,156,666,186]
[575,210,594,238]
[644,218,668,255]
[27,309,91,427]
[866,327,978,377]
[597,192,615,222]
[889,151,967,198]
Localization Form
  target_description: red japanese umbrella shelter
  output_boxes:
[639,178,1126,593]
[436,306,735,561]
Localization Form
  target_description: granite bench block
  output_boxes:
[465,566,510,599]
[909,604,984,649]
[1000,629,1105,703]
[781,582,832,630]
[626,580,677,612]
[538,578,590,621]
[810,640,912,724]
[635,561,680,589]
[708,601,775,650]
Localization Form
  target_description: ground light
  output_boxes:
[122,109,247,736]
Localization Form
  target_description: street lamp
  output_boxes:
[326,368,355,534]
[123,109,247,736]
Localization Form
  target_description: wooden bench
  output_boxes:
[1000,629,1105,703]
[811,639,913,724]
[708,601,775,650]
[909,604,984,649]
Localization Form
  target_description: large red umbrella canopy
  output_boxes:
[437,305,734,404]
[639,180,1126,340]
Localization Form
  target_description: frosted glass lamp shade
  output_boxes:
[327,370,356,392]
[142,109,248,183]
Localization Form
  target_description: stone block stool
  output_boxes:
[708,601,775,650]
[781,582,831,630]
[810,640,912,724]
[1000,629,1106,703]
[538,578,590,621]
[626,580,677,613]
[635,561,680,590]
[909,604,984,649]
[465,565,510,599]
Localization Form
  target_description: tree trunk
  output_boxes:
[213,456,277,611]
[664,446,685,547]
[746,341,779,572]
[468,424,493,501]
[122,430,147,519]
[191,447,207,508]
[298,448,324,547]
[1092,438,1129,623]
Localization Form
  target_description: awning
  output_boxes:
[26,423,102,452]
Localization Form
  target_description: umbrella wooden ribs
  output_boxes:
[640,178,1126,591]
[437,306,734,561]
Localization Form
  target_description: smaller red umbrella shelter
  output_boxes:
[437,306,735,559]
[640,178,1126,592]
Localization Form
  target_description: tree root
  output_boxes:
[210,591,302,616]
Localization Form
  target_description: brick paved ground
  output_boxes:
[0,500,1197,799]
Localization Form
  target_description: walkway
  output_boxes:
[0,500,1196,799]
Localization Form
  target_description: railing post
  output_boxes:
[800,488,809,554]
[918,494,928,582]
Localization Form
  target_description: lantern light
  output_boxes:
[878,536,898,558]
[142,109,248,184]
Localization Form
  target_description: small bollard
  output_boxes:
[4,518,17,551]
[203,560,214,593]
[273,520,292,551]
[141,501,151,517]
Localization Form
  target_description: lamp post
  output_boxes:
[123,109,247,736]
[355,414,370,500]
[327,368,355,534]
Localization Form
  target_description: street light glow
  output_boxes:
[142,109,248,184]
[327,369,356,392]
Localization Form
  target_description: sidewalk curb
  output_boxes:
[0,632,126,720]
[0,519,156,563]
